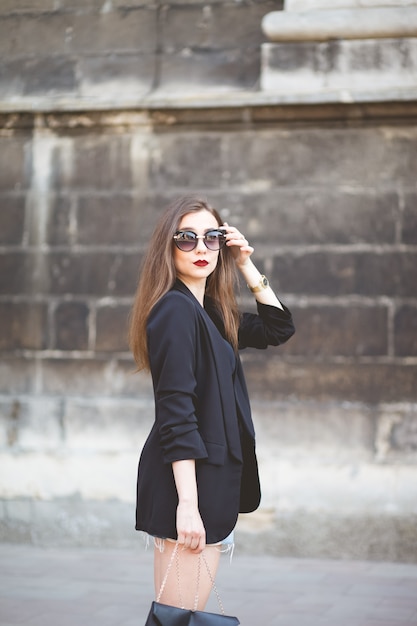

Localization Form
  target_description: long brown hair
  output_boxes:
[129,195,241,371]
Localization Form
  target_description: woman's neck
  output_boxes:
[177,277,206,307]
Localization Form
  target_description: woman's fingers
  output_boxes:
[177,532,206,554]
[222,222,254,262]
[176,502,206,553]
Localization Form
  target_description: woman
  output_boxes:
[129,195,294,611]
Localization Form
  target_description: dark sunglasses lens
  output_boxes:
[174,231,197,251]
[205,231,226,250]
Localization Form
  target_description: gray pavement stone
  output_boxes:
[1,544,417,626]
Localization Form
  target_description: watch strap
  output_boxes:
[249,275,269,293]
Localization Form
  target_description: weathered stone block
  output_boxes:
[251,400,375,456]
[0,358,36,394]
[357,252,417,298]
[110,253,141,297]
[76,195,142,245]
[0,14,68,57]
[226,127,417,188]
[112,358,153,396]
[21,57,77,95]
[47,252,109,295]
[112,0,156,7]
[402,193,417,245]
[46,195,73,246]
[40,357,143,396]
[0,0,55,13]
[374,405,417,463]
[47,251,139,296]
[63,398,153,452]
[52,136,132,191]
[128,192,174,241]
[0,399,20,447]
[280,305,388,357]
[2,500,34,531]
[0,138,30,191]
[78,53,155,98]
[0,59,23,98]
[149,134,223,187]
[96,304,130,352]
[54,302,89,351]
[391,411,417,453]
[69,10,157,54]
[273,251,417,297]
[0,303,48,350]
[0,397,63,451]
[235,189,398,245]
[261,38,417,95]
[161,4,274,50]
[0,195,26,245]
[160,47,260,90]
[40,359,113,395]
[0,56,77,100]
[0,253,34,295]
[394,305,417,357]
[242,357,417,403]
[59,0,105,8]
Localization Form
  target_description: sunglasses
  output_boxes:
[173,229,226,252]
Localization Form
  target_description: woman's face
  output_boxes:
[173,209,222,287]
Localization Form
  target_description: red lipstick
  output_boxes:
[194,260,209,267]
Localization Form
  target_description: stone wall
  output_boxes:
[1,0,417,560]
[1,103,416,558]
[0,0,280,105]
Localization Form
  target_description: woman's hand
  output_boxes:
[176,500,206,553]
[222,222,254,268]
[172,460,206,553]
[222,223,284,309]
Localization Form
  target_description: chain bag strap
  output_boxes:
[147,541,240,626]
[156,541,226,614]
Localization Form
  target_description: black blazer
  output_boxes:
[136,280,295,544]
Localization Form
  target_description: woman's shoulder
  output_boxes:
[149,286,198,323]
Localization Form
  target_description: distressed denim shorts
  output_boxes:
[144,530,235,558]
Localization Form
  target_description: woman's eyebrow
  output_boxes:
[178,226,220,232]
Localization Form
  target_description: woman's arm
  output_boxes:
[222,222,295,348]
[223,222,284,309]
[237,257,283,309]
[148,293,208,464]
[172,459,206,553]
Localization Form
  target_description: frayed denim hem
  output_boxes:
[140,531,235,561]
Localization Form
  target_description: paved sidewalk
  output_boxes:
[1,544,417,626]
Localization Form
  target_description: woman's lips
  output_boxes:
[194,260,209,267]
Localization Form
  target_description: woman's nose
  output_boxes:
[195,237,207,252]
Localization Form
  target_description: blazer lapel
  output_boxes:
[173,281,243,462]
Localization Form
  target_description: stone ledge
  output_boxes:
[286,0,416,12]
[262,7,417,41]
[1,85,417,115]
[2,99,417,130]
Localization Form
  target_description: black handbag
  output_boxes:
[144,542,240,626]
[145,601,240,626]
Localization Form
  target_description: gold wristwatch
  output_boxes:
[249,275,269,293]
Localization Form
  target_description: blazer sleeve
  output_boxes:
[147,293,208,464]
[238,302,295,350]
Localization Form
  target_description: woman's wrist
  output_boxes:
[238,259,262,287]
[238,260,284,309]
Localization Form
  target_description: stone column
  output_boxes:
[260,0,417,99]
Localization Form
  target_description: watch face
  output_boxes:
[262,276,268,287]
